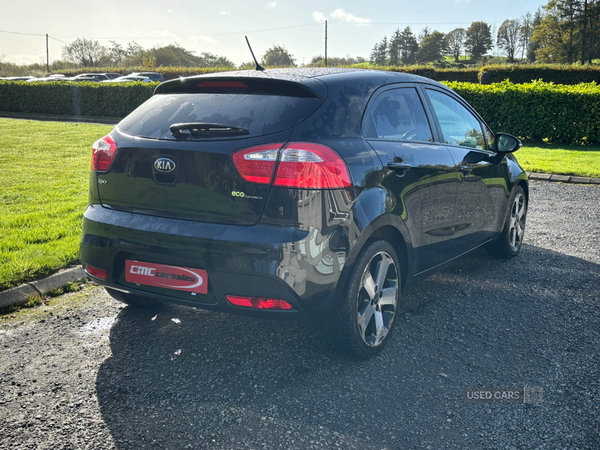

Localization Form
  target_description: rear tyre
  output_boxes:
[486,185,527,259]
[105,287,161,309]
[326,240,401,358]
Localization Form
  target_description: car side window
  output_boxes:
[363,88,433,142]
[425,89,486,150]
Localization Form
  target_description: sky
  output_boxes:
[1,0,546,66]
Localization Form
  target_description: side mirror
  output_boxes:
[495,133,522,153]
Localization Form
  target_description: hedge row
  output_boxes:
[51,64,600,84]
[479,64,600,85]
[0,81,155,117]
[1,79,599,144]
[446,80,600,145]
[54,66,237,81]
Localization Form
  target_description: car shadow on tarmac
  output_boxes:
[96,244,600,449]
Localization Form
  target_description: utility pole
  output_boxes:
[46,33,49,73]
[324,20,328,67]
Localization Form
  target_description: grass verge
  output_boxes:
[518,144,600,178]
[0,118,112,290]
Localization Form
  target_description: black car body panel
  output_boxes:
[81,68,528,319]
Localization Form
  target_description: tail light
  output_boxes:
[226,295,293,310]
[91,135,117,172]
[84,264,107,280]
[232,142,352,189]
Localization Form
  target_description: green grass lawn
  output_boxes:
[0,118,598,291]
[0,118,112,290]
[518,144,600,178]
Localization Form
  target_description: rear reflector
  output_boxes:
[91,135,117,172]
[231,142,352,189]
[226,295,293,310]
[84,264,107,280]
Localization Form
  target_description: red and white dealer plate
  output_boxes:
[125,260,208,294]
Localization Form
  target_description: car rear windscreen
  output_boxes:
[117,93,323,140]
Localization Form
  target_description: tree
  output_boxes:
[464,21,493,60]
[107,41,142,65]
[388,29,402,66]
[519,13,534,59]
[61,38,108,67]
[418,26,432,43]
[397,27,419,64]
[497,19,522,62]
[416,31,447,63]
[261,45,296,67]
[531,0,581,63]
[445,28,466,62]
[369,37,388,65]
[527,8,544,61]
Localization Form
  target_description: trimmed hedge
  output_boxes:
[445,80,600,145]
[479,64,600,85]
[51,64,600,85]
[0,80,155,117]
[53,66,237,81]
[1,79,599,145]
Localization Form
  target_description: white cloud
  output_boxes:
[265,1,277,9]
[4,53,45,65]
[188,35,217,44]
[167,8,173,14]
[219,11,228,15]
[331,9,371,26]
[155,29,178,39]
[312,11,327,23]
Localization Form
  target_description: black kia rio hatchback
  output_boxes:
[81,68,528,357]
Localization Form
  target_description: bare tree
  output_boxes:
[519,13,534,59]
[497,19,522,62]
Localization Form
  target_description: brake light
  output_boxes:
[226,295,293,310]
[91,135,117,172]
[197,81,248,89]
[231,143,283,184]
[231,142,352,189]
[84,264,107,280]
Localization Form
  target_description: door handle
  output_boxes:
[387,161,412,171]
[458,165,473,175]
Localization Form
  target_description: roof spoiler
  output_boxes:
[154,76,323,99]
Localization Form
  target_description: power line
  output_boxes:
[0,29,46,37]
[51,23,319,41]
[48,36,70,45]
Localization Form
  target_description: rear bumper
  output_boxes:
[80,204,346,319]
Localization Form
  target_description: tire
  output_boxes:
[486,185,527,259]
[105,287,161,309]
[325,240,401,358]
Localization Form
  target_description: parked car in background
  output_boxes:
[73,73,110,82]
[102,75,153,83]
[81,68,528,358]
[129,72,164,82]
[104,73,122,80]
[2,76,37,81]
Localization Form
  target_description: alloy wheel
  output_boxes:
[509,193,526,252]
[356,251,398,347]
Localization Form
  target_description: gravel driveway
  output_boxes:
[1,181,599,450]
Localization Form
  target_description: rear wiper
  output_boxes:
[170,122,249,137]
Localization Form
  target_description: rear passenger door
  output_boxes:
[422,87,507,252]
[363,85,460,274]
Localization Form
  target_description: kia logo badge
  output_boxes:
[154,158,176,173]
